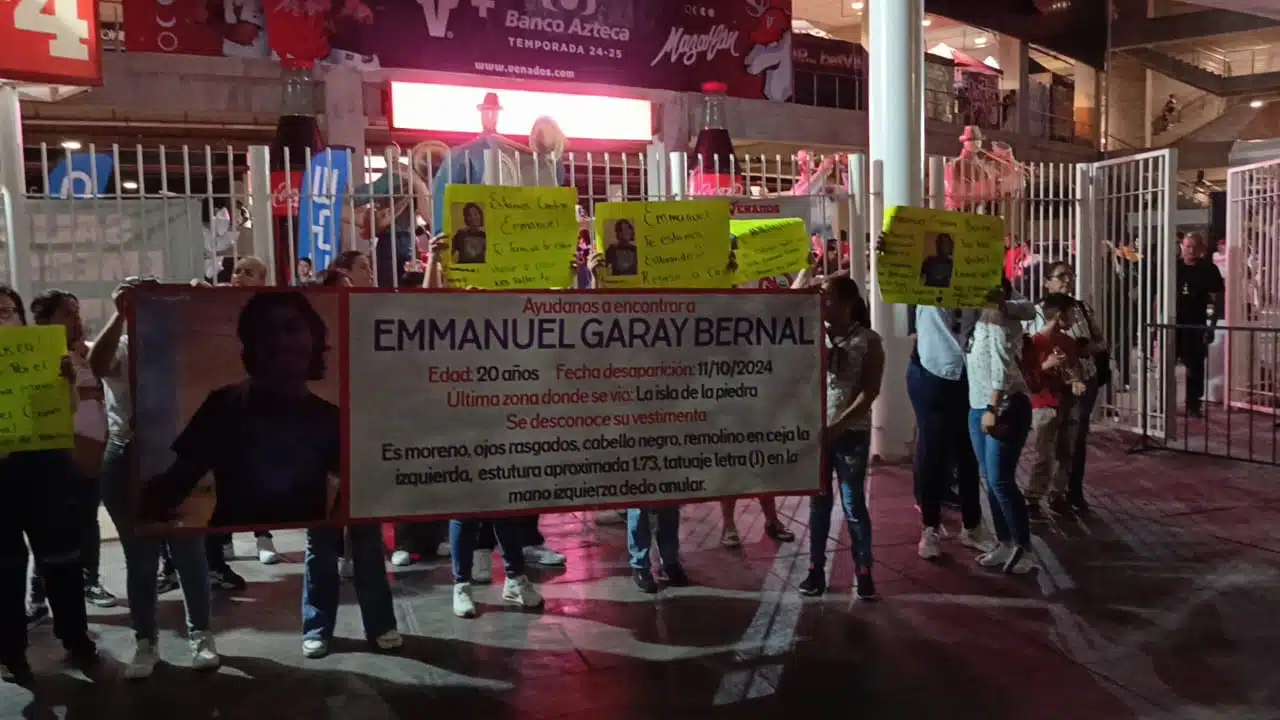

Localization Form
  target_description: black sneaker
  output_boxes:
[1046,494,1073,517]
[659,564,690,587]
[210,567,247,592]
[1,656,33,686]
[85,584,118,608]
[632,568,658,594]
[1067,494,1090,513]
[797,568,826,597]
[854,569,878,601]
[26,604,49,630]
[156,570,179,594]
[64,638,98,669]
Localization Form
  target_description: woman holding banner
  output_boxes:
[794,269,882,600]
[0,286,98,684]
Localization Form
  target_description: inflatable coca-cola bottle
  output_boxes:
[269,67,323,286]
[688,81,743,196]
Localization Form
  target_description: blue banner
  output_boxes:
[298,147,351,274]
[47,153,114,198]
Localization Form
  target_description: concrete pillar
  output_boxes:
[0,86,33,300]
[867,0,923,462]
[322,65,367,170]
[1074,64,1100,146]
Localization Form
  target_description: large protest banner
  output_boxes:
[0,326,74,453]
[345,291,824,519]
[877,206,1004,308]
[442,185,579,290]
[129,287,344,532]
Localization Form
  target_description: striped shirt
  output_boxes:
[966,311,1029,410]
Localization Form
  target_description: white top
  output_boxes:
[103,335,132,443]
[966,312,1028,410]
[827,325,880,433]
[71,349,107,443]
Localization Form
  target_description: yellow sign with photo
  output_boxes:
[442,185,580,289]
[730,218,811,285]
[593,199,733,288]
[0,326,74,453]
[877,206,1004,308]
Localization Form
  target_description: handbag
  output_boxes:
[1079,302,1111,387]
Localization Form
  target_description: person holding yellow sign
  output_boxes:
[440,185,579,290]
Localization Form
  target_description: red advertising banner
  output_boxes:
[270,170,302,217]
[120,0,795,101]
[0,0,103,86]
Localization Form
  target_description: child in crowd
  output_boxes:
[1022,293,1085,516]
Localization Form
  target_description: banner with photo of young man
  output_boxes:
[441,185,579,290]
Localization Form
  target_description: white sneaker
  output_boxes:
[390,550,414,567]
[453,583,477,618]
[976,543,1016,568]
[256,536,280,565]
[472,550,493,584]
[502,575,544,609]
[374,630,402,650]
[1004,546,1037,575]
[918,527,943,560]
[523,545,566,567]
[302,639,329,658]
[189,631,220,670]
[221,539,236,562]
[594,511,625,526]
[959,525,996,553]
[123,638,159,680]
[338,557,354,579]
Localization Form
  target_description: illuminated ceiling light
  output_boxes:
[922,17,933,26]
[974,35,989,46]
[851,1,864,8]
[1251,100,1265,108]
[984,56,1001,70]
[60,140,82,150]
[122,180,139,190]
[928,42,955,59]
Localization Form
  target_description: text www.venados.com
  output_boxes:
[509,478,705,505]
[475,61,574,79]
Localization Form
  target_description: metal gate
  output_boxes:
[1086,150,1178,440]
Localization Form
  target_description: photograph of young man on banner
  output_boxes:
[130,288,343,532]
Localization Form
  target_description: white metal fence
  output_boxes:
[1226,158,1280,417]
[1,141,1181,438]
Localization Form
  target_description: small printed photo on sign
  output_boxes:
[919,231,956,289]
[449,202,488,265]
[129,287,343,533]
[877,206,1004,309]
[603,218,640,277]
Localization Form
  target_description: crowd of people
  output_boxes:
[0,229,1224,686]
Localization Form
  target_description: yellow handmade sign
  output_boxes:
[877,206,1004,308]
[442,185,579,289]
[0,326,74,453]
[730,218,811,285]
[593,199,733,288]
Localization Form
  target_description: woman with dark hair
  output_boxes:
[0,285,97,684]
[331,250,376,288]
[27,290,117,612]
[965,277,1036,575]
[795,271,884,599]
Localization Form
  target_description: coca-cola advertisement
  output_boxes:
[123,0,794,101]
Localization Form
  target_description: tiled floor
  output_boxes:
[4,434,1280,719]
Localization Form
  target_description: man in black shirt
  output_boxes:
[138,291,341,528]
[919,233,955,289]
[1175,233,1224,417]
[604,219,639,277]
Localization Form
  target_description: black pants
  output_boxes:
[0,451,90,662]
[907,360,982,530]
[29,470,102,600]
[1175,327,1208,410]
[477,516,544,551]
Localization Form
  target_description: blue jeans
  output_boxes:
[809,430,873,572]
[450,519,526,583]
[626,507,681,570]
[100,440,211,641]
[907,359,982,529]
[302,524,396,642]
[967,395,1033,548]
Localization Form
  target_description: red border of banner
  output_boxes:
[128,285,826,535]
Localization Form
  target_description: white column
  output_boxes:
[0,86,33,300]
[247,145,277,279]
[867,0,923,462]
[1074,64,1099,146]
